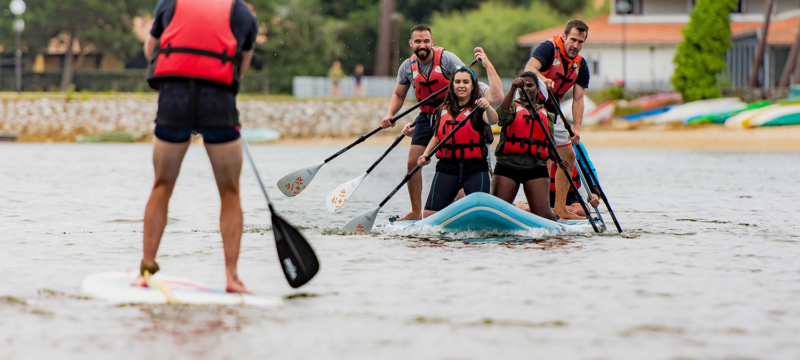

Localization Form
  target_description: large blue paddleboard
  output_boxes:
[383,193,590,236]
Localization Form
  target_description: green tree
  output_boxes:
[671,0,737,102]
[2,0,156,91]
[430,1,568,77]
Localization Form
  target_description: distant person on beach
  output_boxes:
[524,19,591,221]
[328,60,344,97]
[353,64,366,98]
[137,0,258,293]
[379,24,503,221]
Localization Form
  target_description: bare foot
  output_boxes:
[131,275,147,287]
[226,278,253,294]
[555,209,585,221]
[397,211,422,221]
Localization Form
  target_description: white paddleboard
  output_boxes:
[81,271,282,307]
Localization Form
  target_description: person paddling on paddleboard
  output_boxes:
[417,67,498,217]
[524,19,590,220]
[492,73,567,221]
[134,0,258,293]
[380,24,503,221]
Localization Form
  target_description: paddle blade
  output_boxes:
[271,212,319,288]
[277,162,324,197]
[325,173,367,213]
[342,206,380,235]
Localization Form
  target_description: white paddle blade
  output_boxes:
[277,162,324,197]
[326,173,368,213]
[342,206,380,235]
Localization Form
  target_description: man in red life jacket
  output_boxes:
[524,19,591,220]
[380,24,503,221]
[133,0,258,293]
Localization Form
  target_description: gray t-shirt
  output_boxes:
[397,49,489,94]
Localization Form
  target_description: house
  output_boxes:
[517,0,800,90]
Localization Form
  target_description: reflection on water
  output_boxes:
[1,143,800,359]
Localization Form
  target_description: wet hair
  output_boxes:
[517,71,541,105]
[435,67,483,128]
[564,19,589,39]
[410,24,432,37]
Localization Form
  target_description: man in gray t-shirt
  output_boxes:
[378,24,503,222]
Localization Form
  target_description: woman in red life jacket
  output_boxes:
[491,72,566,221]
[417,67,498,218]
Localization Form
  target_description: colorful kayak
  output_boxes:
[619,105,674,122]
[81,270,283,307]
[560,96,597,122]
[241,128,281,143]
[724,104,782,128]
[747,105,800,127]
[583,101,616,126]
[652,98,746,124]
[382,193,591,238]
[686,100,771,125]
[626,92,682,111]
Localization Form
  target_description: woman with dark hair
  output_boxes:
[491,71,566,221]
[417,67,498,218]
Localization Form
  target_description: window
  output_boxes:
[616,0,643,15]
[689,0,743,13]
[592,60,600,76]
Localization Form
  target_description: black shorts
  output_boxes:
[155,79,240,128]
[549,191,581,207]
[410,112,435,146]
[493,162,548,184]
[425,171,491,211]
[154,125,241,144]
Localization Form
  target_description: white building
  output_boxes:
[517,0,800,90]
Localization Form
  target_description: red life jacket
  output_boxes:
[435,106,487,160]
[539,37,582,101]
[411,47,449,113]
[147,0,241,90]
[549,162,581,193]
[496,104,550,160]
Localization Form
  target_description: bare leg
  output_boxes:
[522,178,558,221]
[554,146,584,220]
[134,138,190,286]
[204,138,251,294]
[490,175,520,204]
[423,209,437,218]
[454,189,466,202]
[566,203,588,217]
[399,144,426,221]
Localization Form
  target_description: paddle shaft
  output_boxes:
[520,89,599,233]
[546,89,623,233]
[242,139,308,274]
[323,59,479,164]
[377,109,483,208]
[323,59,478,164]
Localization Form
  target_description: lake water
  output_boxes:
[1,142,799,359]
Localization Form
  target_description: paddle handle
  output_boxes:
[323,60,480,164]
[546,89,623,233]
[377,109,482,208]
[521,90,599,233]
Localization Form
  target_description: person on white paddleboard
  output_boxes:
[134,0,259,293]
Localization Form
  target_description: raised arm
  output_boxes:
[145,35,159,60]
[570,84,585,143]
[476,98,498,125]
[474,47,503,105]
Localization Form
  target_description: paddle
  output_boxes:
[242,139,320,288]
[519,89,600,233]
[277,59,480,198]
[342,108,485,235]
[545,89,623,233]
[573,158,607,232]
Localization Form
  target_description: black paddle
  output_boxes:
[242,139,320,288]
[342,108,485,235]
[545,89,623,233]
[277,59,480,198]
[519,88,600,233]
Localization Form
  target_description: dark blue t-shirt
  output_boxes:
[531,40,590,89]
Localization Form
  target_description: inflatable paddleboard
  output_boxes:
[383,193,591,237]
[81,271,283,307]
